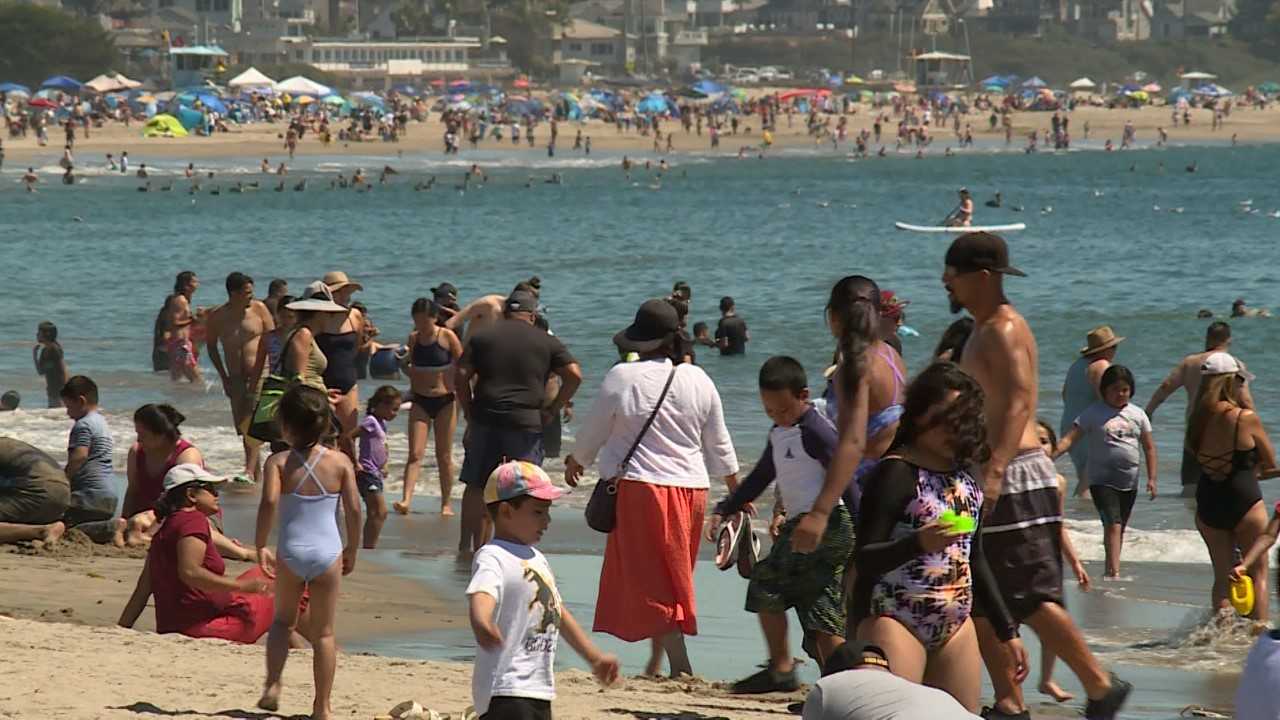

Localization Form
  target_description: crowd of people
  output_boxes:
[5,232,1280,719]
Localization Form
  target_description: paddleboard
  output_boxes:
[895,222,1027,233]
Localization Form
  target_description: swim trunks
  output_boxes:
[227,374,261,435]
[167,336,197,373]
[745,505,853,637]
[976,448,1064,623]
[1090,485,1136,527]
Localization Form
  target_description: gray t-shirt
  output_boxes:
[1073,401,1151,490]
[802,669,981,720]
[68,411,117,512]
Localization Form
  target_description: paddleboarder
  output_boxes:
[945,188,974,227]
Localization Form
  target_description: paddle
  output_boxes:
[939,203,962,227]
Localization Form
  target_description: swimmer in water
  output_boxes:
[22,167,39,191]
[276,162,287,176]
[986,192,1003,208]
[184,163,194,178]
[261,158,271,173]
[1231,298,1271,318]
[352,168,366,186]
[136,164,148,178]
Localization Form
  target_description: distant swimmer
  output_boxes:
[352,168,366,185]
[137,182,150,192]
[544,173,563,185]
[1186,161,1198,173]
[1231,298,1271,318]
[261,158,271,173]
[230,182,245,194]
[469,164,486,182]
[413,176,436,192]
[184,163,195,178]
[276,162,287,176]
[621,156,632,175]
[293,178,307,192]
[136,164,148,178]
[986,192,1003,209]
[159,182,173,192]
[382,165,399,176]
[209,185,221,196]
[274,181,285,192]
[62,166,75,185]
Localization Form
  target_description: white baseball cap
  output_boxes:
[1201,352,1255,381]
[163,464,233,493]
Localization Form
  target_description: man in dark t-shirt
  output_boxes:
[456,289,582,552]
[716,296,750,356]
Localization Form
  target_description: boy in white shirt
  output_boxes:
[468,460,619,719]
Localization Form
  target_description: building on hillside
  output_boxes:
[1059,0,1149,40]
[756,0,855,31]
[551,18,634,75]
[143,0,244,41]
[298,36,480,87]
[568,0,705,72]
[1150,0,1233,37]
[169,45,230,87]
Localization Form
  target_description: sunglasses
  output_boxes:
[193,482,220,496]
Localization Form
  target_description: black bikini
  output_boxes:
[1196,410,1261,531]
[315,330,359,393]
[411,329,455,419]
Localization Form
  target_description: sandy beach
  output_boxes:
[0,540,811,720]
[4,103,1276,167]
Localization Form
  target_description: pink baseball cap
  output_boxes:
[483,460,563,504]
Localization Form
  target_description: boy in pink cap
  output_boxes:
[467,461,619,719]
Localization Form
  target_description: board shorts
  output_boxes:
[357,471,384,494]
[167,336,197,373]
[745,505,853,637]
[1091,485,1137,527]
[975,449,1065,624]
[459,422,544,489]
[228,374,262,434]
[482,697,551,720]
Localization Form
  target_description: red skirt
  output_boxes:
[181,568,310,644]
[593,480,707,641]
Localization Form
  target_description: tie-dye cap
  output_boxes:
[484,460,564,504]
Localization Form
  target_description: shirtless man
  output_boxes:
[446,280,539,345]
[163,271,203,383]
[943,233,1130,720]
[206,272,274,481]
[1145,321,1254,497]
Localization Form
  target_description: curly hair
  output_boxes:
[894,362,990,467]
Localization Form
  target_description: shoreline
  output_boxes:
[3,104,1276,167]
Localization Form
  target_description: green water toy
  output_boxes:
[939,509,976,534]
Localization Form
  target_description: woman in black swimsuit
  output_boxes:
[315,272,367,464]
[394,298,463,517]
[1189,353,1280,618]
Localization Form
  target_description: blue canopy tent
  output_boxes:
[1194,83,1232,97]
[41,75,82,92]
[171,106,204,130]
[391,83,420,96]
[1022,76,1047,88]
[175,92,227,115]
[692,79,726,96]
[636,92,669,114]
[0,82,31,95]
[709,96,739,114]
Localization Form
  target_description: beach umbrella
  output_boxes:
[0,82,31,95]
[134,93,157,104]
[28,97,58,108]
[144,113,188,137]
[636,92,669,114]
[845,74,865,85]
[1180,71,1217,81]
[1128,90,1149,102]
[1142,82,1162,93]
[448,80,471,92]
[1068,77,1096,90]
[894,82,917,93]
[730,87,748,101]
[979,75,1009,87]
[41,75,82,92]
[692,79,725,96]
[1257,81,1280,94]
[1022,76,1047,88]
[391,83,420,96]
[513,77,530,89]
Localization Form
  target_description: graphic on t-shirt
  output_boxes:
[523,564,562,638]
[1102,415,1139,443]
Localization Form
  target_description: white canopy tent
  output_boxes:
[275,75,332,96]
[85,72,142,93]
[228,67,276,90]
[1180,71,1217,80]
[1068,77,1097,90]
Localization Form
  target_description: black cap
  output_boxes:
[613,299,679,353]
[944,232,1025,277]
[505,289,539,314]
[431,282,458,301]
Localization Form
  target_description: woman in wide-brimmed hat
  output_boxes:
[308,272,368,463]
[1058,325,1124,497]
[564,299,740,678]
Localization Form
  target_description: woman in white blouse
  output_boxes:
[566,298,740,678]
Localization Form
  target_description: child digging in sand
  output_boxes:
[468,460,619,719]
[255,385,363,720]
[1035,419,1093,702]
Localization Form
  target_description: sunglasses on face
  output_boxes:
[194,483,219,497]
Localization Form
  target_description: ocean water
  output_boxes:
[4,141,1280,716]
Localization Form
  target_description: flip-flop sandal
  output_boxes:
[715,512,745,571]
[737,514,761,579]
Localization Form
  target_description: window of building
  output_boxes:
[294,49,303,61]
[591,42,612,55]
[158,0,174,7]
[213,0,228,10]
[195,0,209,10]
[568,42,583,51]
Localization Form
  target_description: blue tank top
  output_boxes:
[1059,357,1096,436]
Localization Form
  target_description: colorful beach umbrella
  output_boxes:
[28,97,58,108]
[0,82,31,95]
[40,75,82,92]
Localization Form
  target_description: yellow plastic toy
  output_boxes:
[1230,574,1255,616]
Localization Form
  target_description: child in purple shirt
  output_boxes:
[352,385,401,548]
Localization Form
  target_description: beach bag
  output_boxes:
[247,330,300,444]
[585,367,677,533]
